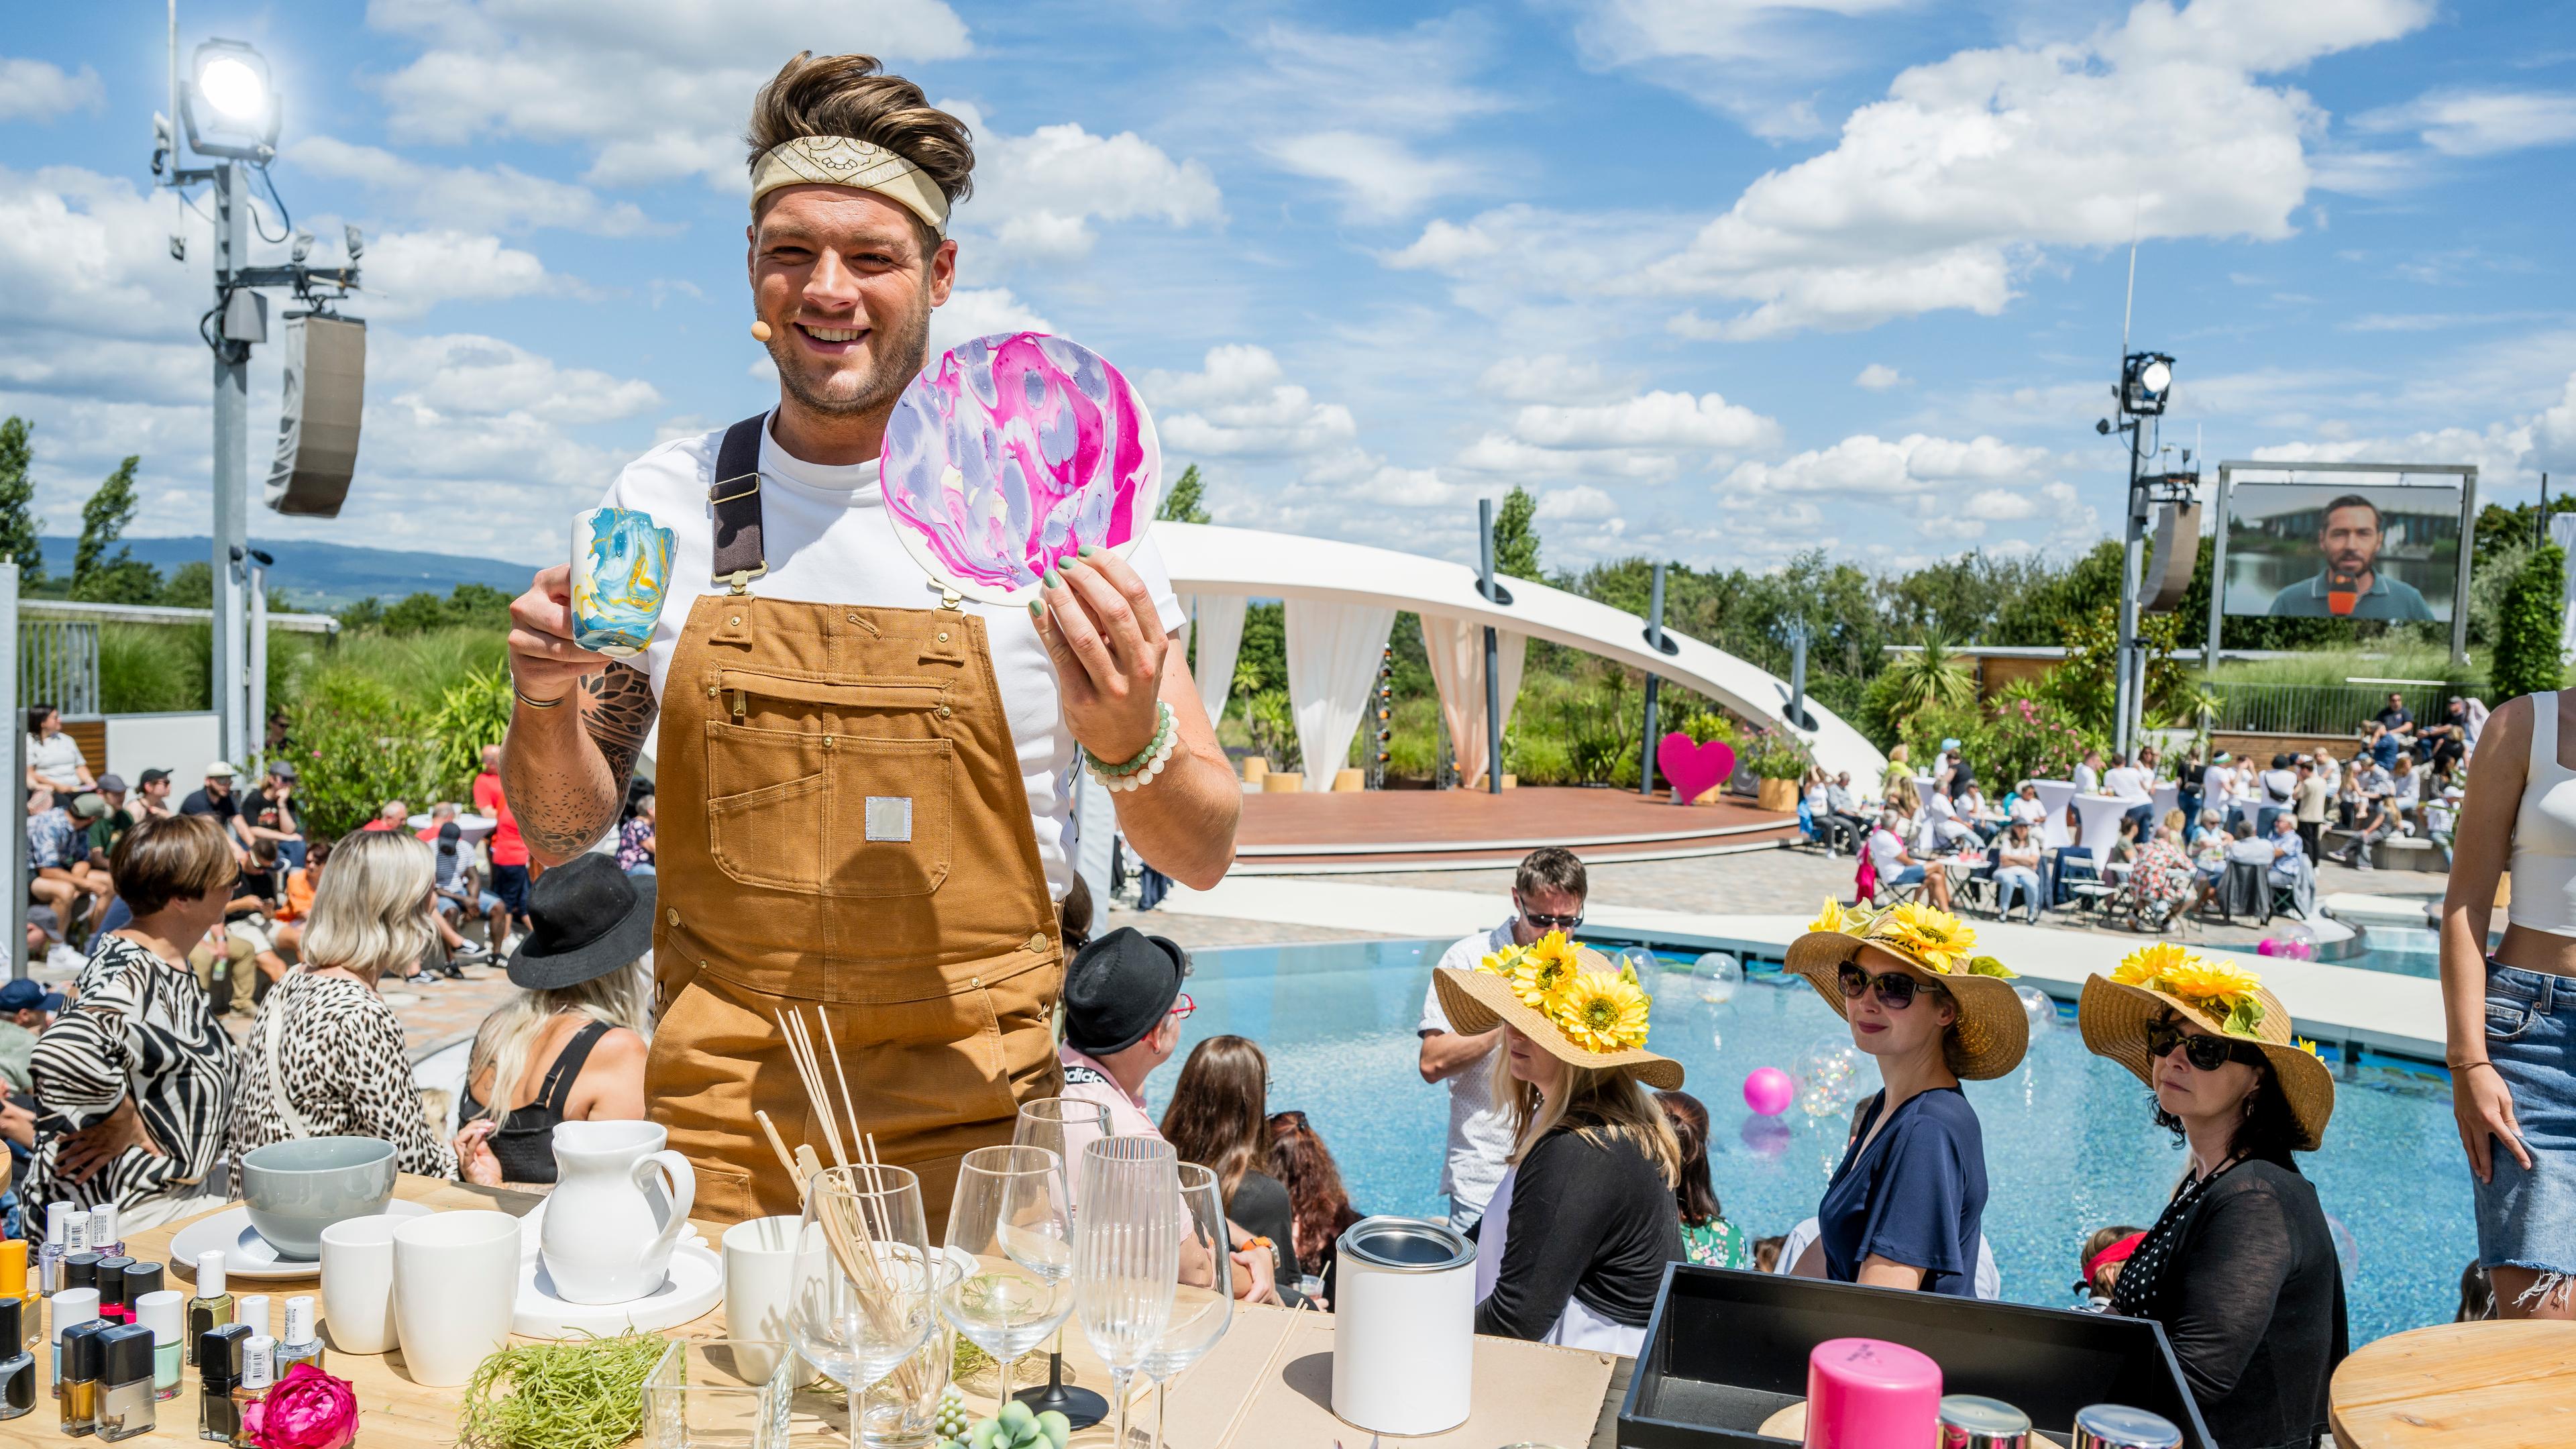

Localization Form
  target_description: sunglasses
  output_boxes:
[1836,963,1944,1010]
[1520,909,1585,930]
[2143,1020,2263,1071]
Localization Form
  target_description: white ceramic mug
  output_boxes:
[392,1210,522,1386]
[720,1216,811,1382]
[318,1214,405,1355]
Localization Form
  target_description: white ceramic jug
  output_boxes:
[541,1120,697,1305]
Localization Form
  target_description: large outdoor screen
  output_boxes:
[2220,480,2463,622]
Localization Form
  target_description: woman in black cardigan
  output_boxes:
[2080,953,2347,1449]
[1432,943,1682,1356]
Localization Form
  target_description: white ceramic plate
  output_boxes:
[168,1200,435,1281]
[513,1240,723,1339]
[513,1195,705,1262]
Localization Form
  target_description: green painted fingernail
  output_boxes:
[1077,544,1102,558]
[1028,598,1045,619]
[1044,566,1062,587]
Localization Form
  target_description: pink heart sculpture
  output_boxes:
[1658,732,1736,804]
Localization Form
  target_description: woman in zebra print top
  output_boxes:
[28,814,243,1226]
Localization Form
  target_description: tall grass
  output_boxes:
[2202,643,2484,689]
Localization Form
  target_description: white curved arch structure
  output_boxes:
[1154,523,1887,784]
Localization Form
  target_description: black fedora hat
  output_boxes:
[1063,927,1189,1056]
[508,853,655,991]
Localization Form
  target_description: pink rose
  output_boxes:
[243,1364,358,1449]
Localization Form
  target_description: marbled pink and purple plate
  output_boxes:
[878,331,1161,605]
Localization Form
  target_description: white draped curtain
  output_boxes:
[2553,514,2576,665]
[1420,614,1526,789]
[1177,592,1247,730]
[1285,600,1396,792]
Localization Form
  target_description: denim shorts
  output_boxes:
[2476,961,2576,1277]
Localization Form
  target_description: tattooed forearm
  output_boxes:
[504,661,659,863]
[584,661,659,785]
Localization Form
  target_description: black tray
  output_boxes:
[1618,1265,2214,1448]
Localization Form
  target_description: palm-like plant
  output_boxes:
[1882,629,1978,729]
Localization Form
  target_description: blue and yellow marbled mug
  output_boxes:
[570,506,674,657]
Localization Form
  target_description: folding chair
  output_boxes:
[1952,845,2004,918]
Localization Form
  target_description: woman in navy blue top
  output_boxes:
[1786,902,2031,1293]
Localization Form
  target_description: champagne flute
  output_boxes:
[792,1165,936,1446]
[1074,1137,1181,1449]
[1012,1098,1112,1427]
[939,1145,1076,1415]
[1140,1163,1234,1449]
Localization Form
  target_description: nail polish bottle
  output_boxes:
[48,1290,95,1403]
[234,1296,268,1346]
[40,1204,73,1296]
[229,1336,274,1448]
[0,1241,31,1350]
[91,1258,133,1328]
[62,1254,101,1308]
[94,1324,153,1442]
[273,1297,321,1378]
[132,1291,181,1402]
[184,1254,232,1368]
[196,1325,248,1444]
[87,1209,120,1263]
[58,1319,106,1436]
[0,1297,36,1419]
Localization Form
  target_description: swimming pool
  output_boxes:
[1144,937,2477,1346]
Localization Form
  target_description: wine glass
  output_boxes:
[1011,1098,1112,1427]
[1074,1137,1181,1449]
[1140,1163,1234,1449]
[939,1145,1076,1415]
[792,1165,936,1446]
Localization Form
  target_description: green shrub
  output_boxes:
[2492,544,2565,701]
[1741,727,1815,780]
[1974,694,2093,786]
[284,692,442,839]
[430,663,513,800]
[97,623,207,714]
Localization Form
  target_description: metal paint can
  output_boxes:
[2071,1403,2184,1449]
[1939,1393,2032,1448]
[1330,1217,1474,1434]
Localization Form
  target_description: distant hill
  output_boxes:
[34,535,532,611]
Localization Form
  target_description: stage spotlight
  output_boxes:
[180,40,280,160]
[2122,351,2176,416]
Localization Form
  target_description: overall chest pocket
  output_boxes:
[702,671,957,899]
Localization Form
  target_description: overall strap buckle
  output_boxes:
[709,413,769,591]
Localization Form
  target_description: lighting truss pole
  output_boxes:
[1478,498,1505,796]
[1639,561,1667,797]
[2104,351,2174,764]
[157,34,358,766]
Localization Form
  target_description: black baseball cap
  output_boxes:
[1061,928,1189,1056]
[138,768,172,785]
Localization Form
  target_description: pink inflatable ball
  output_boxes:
[1803,1338,1941,1449]
[2256,938,2279,957]
[1743,1067,1796,1116]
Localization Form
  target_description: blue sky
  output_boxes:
[4,0,2574,577]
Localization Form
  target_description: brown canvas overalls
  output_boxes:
[643,415,1065,1225]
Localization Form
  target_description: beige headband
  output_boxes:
[748,135,951,236]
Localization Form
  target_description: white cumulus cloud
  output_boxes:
[0,56,104,121]
[2351,89,2576,158]
[1854,363,1909,390]
[1142,345,1357,460]
[293,138,658,235]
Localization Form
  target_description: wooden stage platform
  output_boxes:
[1230,785,1800,873]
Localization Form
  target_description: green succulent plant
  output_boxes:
[934,1399,1070,1449]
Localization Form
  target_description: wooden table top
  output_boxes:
[2329,1319,2576,1447]
[66,1173,1615,1448]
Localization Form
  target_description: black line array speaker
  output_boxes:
[2145,499,2200,612]
[264,315,366,518]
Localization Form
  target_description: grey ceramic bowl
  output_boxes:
[239,1136,398,1260]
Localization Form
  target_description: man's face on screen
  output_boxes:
[2320,504,2382,579]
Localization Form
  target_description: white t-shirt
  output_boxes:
[2202,765,2231,807]
[2261,769,2298,804]
[1928,793,1970,846]
[2008,794,2046,826]
[2072,763,2099,795]
[2102,765,2147,802]
[599,413,1185,901]
[26,733,87,788]
[1421,920,1519,1228]
[1868,827,1907,878]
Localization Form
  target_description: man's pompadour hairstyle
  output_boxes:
[745,52,976,207]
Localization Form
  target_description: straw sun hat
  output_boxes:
[2078,944,2335,1152]
[1432,933,1684,1089]
[1784,900,2030,1081]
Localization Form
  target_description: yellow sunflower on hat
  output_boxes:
[1481,930,1584,1011]
[2110,943,2267,1034]
[1551,967,1652,1054]
[1871,900,1979,973]
[1809,897,1871,935]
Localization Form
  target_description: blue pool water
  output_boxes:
[1144,938,2477,1346]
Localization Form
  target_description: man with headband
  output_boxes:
[501,53,1240,1224]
